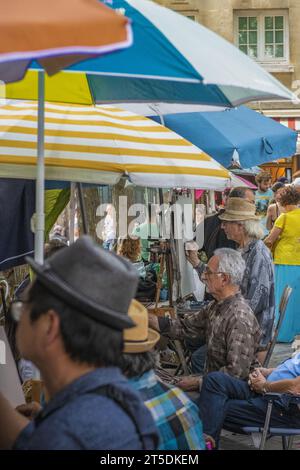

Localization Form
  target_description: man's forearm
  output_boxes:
[149,313,185,340]
[0,392,29,449]
[157,316,183,340]
[266,377,300,395]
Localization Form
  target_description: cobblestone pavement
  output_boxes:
[220,343,300,450]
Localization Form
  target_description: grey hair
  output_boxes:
[214,248,246,286]
[118,350,159,379]
[239,219,265,240]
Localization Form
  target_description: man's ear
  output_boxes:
[43,309,61,346]
[222,272,231,285]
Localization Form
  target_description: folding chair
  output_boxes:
[241,393,300,450]
[263,285,293,368]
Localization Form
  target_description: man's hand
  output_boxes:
[148,313,160,332]
[185,250,200,268]
[16,402,42,420]
[248,369,267,394]
[174,375,201,391]
[0,392,30,449]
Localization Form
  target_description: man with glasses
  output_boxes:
[149,248,261,392]
[0,237,158,450]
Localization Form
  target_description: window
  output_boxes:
[234,10,289,65]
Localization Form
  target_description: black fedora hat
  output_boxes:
[26,236,138,331]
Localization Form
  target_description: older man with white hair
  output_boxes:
[149,248,261,391]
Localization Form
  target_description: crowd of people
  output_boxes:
[1,171,300,451]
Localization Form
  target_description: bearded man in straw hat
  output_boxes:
[218,198,275,363]
[0,236,158,450]
[119,300,205,450]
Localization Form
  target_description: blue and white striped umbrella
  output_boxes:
[8,0,295,110]
[66,0,294,107]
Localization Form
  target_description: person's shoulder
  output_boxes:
[267,203,276,211]
[39,393,139,449]
[228,294,255,317]
[251,239,271,257]
[204,212,221,230]
[205,211,220,219]
[257,239,274,260]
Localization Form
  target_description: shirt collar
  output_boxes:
[215,291,243,309]
[239,238,257,255]
[129,370,156,390]
[36,367,125,422]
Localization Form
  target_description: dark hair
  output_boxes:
[271,182,284,193]
[277,177,288,184]
[229,186,254,198]
[118,350,158,379]
[276,185,300,207]
[44,239,68,259]
[26,280,123,367]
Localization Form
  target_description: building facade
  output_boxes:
[157,0,300,173]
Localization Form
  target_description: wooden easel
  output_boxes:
[148,241,190,376]
[147,240,175,318]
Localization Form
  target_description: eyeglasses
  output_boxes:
[10,301,29,322]
[200,269,228,281]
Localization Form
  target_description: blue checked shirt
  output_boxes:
[129,370,205,450]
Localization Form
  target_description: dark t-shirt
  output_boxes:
[203,211,237,259]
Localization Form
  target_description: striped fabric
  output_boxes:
[272,116,300,154]
[129,370,205,450]
[0,100,230,189]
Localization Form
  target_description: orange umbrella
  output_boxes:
[0,0,133,263]
[0,0,132,83]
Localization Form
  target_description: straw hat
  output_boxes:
[218,197,260,222]
[123,299,160,354]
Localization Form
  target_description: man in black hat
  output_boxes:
[0,236,158,450]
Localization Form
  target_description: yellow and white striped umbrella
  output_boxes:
[0,101,230,189]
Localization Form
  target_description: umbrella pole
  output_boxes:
[69,182,76,243]
[77,183,88,234]
[34,70,45,264]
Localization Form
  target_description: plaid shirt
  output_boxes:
[195,239,275,349]
[129,370,205,450]
[159,292,261,379]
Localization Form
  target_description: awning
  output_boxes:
[271,117,300,154]
[0,100,230,190]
